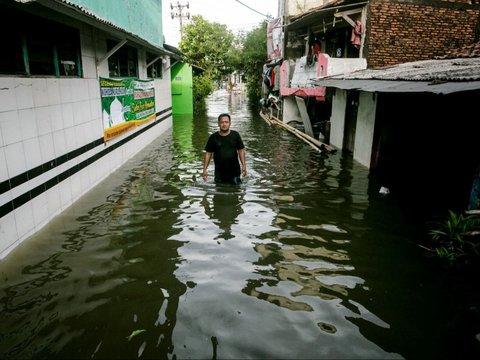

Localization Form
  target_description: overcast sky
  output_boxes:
[162,0,279,46]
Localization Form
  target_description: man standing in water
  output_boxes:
[202,113,246,185]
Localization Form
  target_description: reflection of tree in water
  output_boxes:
[202,187,244,240]
[0,157,188,359]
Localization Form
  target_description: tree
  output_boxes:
[238,21,268,103]
[179,15,235,81]
[178,16,269,107]
[179,16,235,109]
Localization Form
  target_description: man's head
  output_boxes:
[218,113,231,133]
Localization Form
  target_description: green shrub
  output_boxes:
[193,74,213,103]
[192,74,213,113]
[429,210,480,266]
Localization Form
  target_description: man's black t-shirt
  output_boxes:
[204,130,244,182]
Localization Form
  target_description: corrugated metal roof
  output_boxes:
[287,0,367,30]
[313,57,480,94]
[312,79,480,94]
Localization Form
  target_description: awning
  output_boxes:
[312,57,480,94]
[287,0,367,30]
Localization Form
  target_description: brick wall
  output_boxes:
[367,0,480,68]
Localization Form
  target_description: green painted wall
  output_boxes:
[65,0,163,47]
[171,63,193,115]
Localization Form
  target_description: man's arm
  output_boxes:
[202,151,212,181]
[238,148,246,177]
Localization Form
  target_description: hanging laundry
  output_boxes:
[350,20,363,49]
[273,64,281,91]
[263,66,273,90]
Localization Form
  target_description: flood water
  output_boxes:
[1,90,479,359]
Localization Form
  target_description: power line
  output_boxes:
[233,0,273,19]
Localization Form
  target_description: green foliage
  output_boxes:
[178,16,269,105]
[192,74,213,111]
[238,22,268,104]
[429,210,480,266]
[179,15,235,81]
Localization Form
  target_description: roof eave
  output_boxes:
[34,0,176,57]
[313,79,480,95]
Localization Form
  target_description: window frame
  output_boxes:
[107,40,139,78]
[146,52,163,79]
[0,3,83,78]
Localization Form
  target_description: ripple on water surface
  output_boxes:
[2,91,475,359]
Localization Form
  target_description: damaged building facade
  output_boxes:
[267,0,480,213]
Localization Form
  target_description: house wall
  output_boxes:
[171,63,194,115]
[353,92,377,168]
[367,0,480,68]
[65,0,164,48]
[329,89,347,149]
[0,14,172,259]
[282,96,301,123]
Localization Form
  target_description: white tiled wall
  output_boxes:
[0,20,173,259]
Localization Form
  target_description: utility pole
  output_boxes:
[170,1,190,35]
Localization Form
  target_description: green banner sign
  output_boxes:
[100,77,156,141]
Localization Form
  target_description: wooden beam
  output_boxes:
[339,14,356,28]
[147,55,162,68]
[334,8,363,17]
[97,38,127,67]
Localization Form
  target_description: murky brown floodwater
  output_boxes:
[1,90,479,359]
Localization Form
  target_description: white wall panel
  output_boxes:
[47,79,61,105]
[14,202,34,239]
[31,193,49,229]
[4,142,26,178]
[0,213,18,256]
[19,109,37,141]
[60,80,73,103]
[23,138,42,169]
[0,17,174,260]
[0,110,21,146]
[39,133,55,163]
[50,105,63,132]
[36,107,52,136]
[32,79,49,107]
[0,147,7,181]
[0,78,16,112]
[14,78,34,109]
[62,103,75,128]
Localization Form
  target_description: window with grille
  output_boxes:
[107,40,138,78]
[0,3,82,77]
[146,52,163,79]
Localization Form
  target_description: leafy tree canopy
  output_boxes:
[238,21,268,102]
[240,21,268,79]
[179,16,269,105]
[179,15,235,80]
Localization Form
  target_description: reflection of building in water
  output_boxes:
[172,114,195,159]
[202,190,243,240]
[0,160,189,359]
[243,227,366,312]
[227,90,247,113]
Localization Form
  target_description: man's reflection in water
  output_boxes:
[202,185,244,240]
